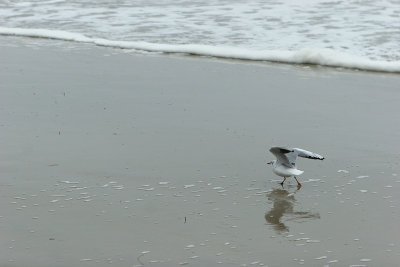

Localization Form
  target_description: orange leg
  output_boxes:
[280,177,286,186]
[294,176,302,188]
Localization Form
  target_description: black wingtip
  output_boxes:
[307,155,324,160]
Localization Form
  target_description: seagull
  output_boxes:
[267,147,324,187]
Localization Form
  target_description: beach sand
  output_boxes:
[1,38,399,266]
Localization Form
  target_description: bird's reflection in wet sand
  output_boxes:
[265,188,320,233]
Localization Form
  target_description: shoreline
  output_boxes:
[1,33,400,73]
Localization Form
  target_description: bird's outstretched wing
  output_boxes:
[269,147,294,167]
[294,148,324,160]
[285,148,324,167]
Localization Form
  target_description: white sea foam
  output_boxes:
[1,27,400,73]
[360,258,371,262]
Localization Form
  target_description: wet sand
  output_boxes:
[1,39,400,266]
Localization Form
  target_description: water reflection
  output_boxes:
[265,188,320,233]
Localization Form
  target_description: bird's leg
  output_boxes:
[294,176,302,188]
[280,177,286,186]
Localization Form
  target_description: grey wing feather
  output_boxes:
[294,148,324,160]
[285,151,299,167]
[269,147,294,167]
[271,147,324,168]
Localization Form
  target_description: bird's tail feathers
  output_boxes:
[290,169,304,176]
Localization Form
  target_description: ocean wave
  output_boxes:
[1,27,399,73]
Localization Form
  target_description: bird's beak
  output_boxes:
[267,161,272,165]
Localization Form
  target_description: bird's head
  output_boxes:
[267,160,276,166]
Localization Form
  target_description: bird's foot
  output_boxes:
[280,177,286,187]
[294,176,301,188]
